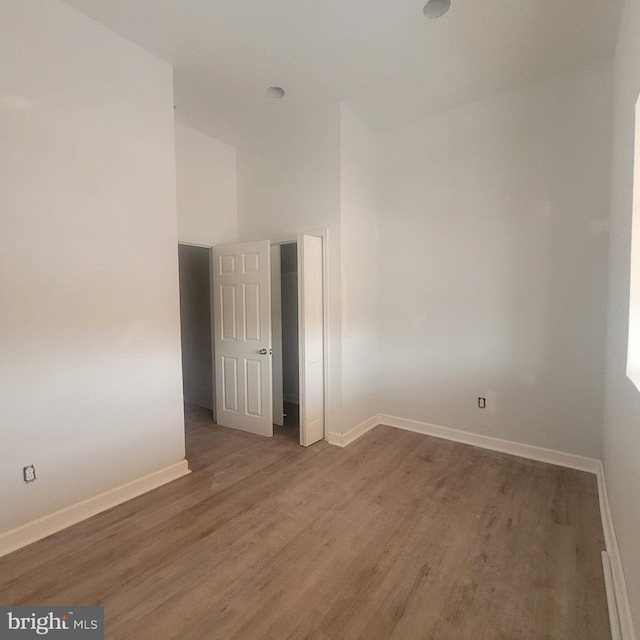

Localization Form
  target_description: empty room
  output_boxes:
[1,0,639,639]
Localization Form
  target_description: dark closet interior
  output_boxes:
[178,244,213,411]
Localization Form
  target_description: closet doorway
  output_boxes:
[211,235,325,446]
[271,242,299,433]
[177,243,214,415]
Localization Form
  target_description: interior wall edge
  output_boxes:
[328,414,380,448]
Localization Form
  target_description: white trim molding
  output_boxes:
[602,551,623,640]
[378,414,601,472]
[332,413,601,471]
[0,460,190,558]
[328,414,379,448]
[597,462,638,640]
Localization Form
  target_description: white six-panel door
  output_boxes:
[212,240,273,436]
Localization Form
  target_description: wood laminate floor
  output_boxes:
[0,405,610,639]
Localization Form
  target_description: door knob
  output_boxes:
[258,348,272,355]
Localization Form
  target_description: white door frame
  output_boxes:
[271,229,330,441]
[183,230,330,441]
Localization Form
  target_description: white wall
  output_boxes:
[236,107,344,432]
[175,121,237,246]
[340,105,381,430]
[378,61,613,458]
[0,0,185,532]
[603,0,640,632]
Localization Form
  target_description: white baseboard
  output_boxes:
[378,414,601,473]
[597,462,638,640]
[0,460,191,558]
[602,551,623,640]
[328,414,379,448]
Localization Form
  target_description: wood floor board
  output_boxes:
[0,405,610,639]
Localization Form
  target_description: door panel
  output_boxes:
[298,235,324,446]
[213,240,273,436]
[221,285,237,339]
[221,357,238,412]
[243,284,261,341]
[245,358,263,417]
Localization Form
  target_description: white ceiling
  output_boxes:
[62,0,622,146]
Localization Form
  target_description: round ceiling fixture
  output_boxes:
[423,0,451,18]
[267,86,285,99]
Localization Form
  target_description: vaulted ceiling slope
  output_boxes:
[62,0,622,145]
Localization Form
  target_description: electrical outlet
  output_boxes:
[23,465,36,483]
[478,397,486,409]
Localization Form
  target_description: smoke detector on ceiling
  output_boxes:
[267,86,285,99]
[423,0,451,18]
